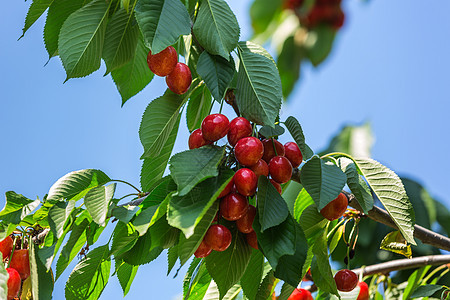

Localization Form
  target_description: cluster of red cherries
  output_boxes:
[285,0,345,30]
[188,113,304,257]
[0,236,31,300]
[147,46,192,95]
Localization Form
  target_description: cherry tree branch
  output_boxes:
[291,168,450,252]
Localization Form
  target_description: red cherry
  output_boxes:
[218,177,234,198]
[194,239,212,258]
[284,142,303,168]
[334,269,358,292]
[262,139,285,163]
[320,193,348,221]
[147,46,178,76]
[357,281,369,300]
[234,137,264,167]
[188,129,213,149]
[246,231,258,249]
[249,159,269,178]
[236,205,256,233]
[204,224,232,252]
[234,168,257,197]
[0,236,13,260]
[269,179,282,194]
[9,249,30,280]
[6,268,21,300]
[287,288,313,300]
[269,156,292,184]
[227,117,252,146]
[220,193,249,221]
[331,8,345,29]
[166,62,192,95]
[201,114,230,142]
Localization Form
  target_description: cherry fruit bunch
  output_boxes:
[284,0,345,30]
[187,113,303,257]
[0,235,31,300]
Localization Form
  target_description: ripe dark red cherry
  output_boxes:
[262,139,285,163]
[269,156,293,184]
[220,193,249,221]
[218,178,234,198]
[249,159,269,178]
[0,236,13,260]
[234,137,264,167]
[194,239,212,258]
[236,205,256,233]
[357,281,369,300]
[287,288,313,300]
[334,269,358,292]
[6,268,21,300]
[9,249,30,280]
[166,62,192,95]
[201,114,230,142]
[188,129,212,149]
[246,231,258,249]
[284,142,303,168]
[234,168,257,196]
[320,193,348,221]
[147,46,178,76]
[204,224,232,252]
[269,179,282,194]
[227,117,252,146]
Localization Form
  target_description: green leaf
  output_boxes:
[402,266,430,300]
[277,35,305,99]
[116,230,163,265]
[205,230,252,298]
[402,177,436,230]
[240,249,265,300]
[274,222,309,287]
[380,231,412,258]
[337,157,373,214]
[111,205,140,223]
[22,0,55,37]
[353,158,416,245]
[116,261,138,297]
[193,0,240,60]
[0,192,40,224]
[111,37,155,104]
[139,90,185,159]
[311,230,339,297]
[48,200,76,238]
[44,0,85,58]
[167,245,178,275]
[300,156,347,210]
[435,199,450,237]
[168,169,233,238]
[65,244,111,300]
[329,223,343,254]
[257,176,289,231]
[196,52,235,101]
[236,41,283,126]
[183,258,202,299]
[30,240,54,300]
[259,124,285,138]
[169,146,225,196]
[111,222,139,257]
[58,0,110,80]
[84,184,116,226]
[47,169,110,202]
[293,188,315,222]
[141,175,178,208]
[285,116,314,160]
[282,180,303,214]
[278,283,296,300]
[103,8,140,73]
[255,270,276,300]
[0,253,9,300]
[253,214,296,269]
[148,216,179,249]
[410,285,445,298]
[299,204,327,243]
[305,25,336,66]
[186,85,213,132]
[178,202,218,266]
[55,216,90,280]
[249,0,282,35]
[135,0,191,54]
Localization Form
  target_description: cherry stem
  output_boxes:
[7,236,18,268]
[111,179,142,194]
[271,138,278,156]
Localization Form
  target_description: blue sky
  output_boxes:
[2,0,450,299]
